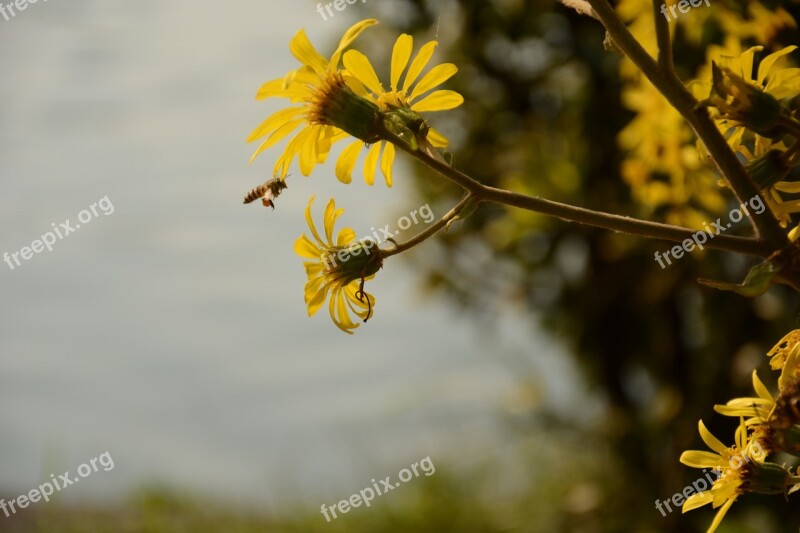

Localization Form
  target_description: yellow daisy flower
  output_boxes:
[293,196,382,334]
[247,19,381,178]
[335,34,464,186]
[680,420,767,533]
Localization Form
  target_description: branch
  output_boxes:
[383,194,476,257]
[652,0,675,76]
[586,0,790,252]
[379,130,768,258]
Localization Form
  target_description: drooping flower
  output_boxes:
[247,19,381,178]
[334,34,464,186]
[293,197,382,334]
[680,419,787,533]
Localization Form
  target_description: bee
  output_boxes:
[243,176,288,209]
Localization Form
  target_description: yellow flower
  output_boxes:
[293,197,382,334]
[680,420,766,533]
[715,370,775,425]
[247,19,380,178]
[335,34,464,186]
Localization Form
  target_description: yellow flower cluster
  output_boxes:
[616,0,798,232]
[681,330,800,532]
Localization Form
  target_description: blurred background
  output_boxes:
[1,0,800,531]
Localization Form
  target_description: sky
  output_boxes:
[0,0,581,515]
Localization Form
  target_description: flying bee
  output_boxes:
[243,176,288,209]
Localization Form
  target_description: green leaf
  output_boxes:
[698,260,784,297]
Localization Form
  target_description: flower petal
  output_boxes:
[683,491,713,513]
[752,370,774,402]
[323,199,344,246]
[757,45,797,85]
[305,278,328,317]
[680,450,723,469]
[391,34,413,91]
[411,90,464,112]
[707,497,736,533]
[337,228,356,247]
[298,127,320,176]
[409,63,458,102]
[335,140,363,184]
[249,118,305,163]
[380,142,396,187]
[294,234,323,259]
[699,420,728,455]
[290,29,328,76]
[247,107,305,142]
[427,127,450,148]
[330,19,379,69]
[402,41,438,93]
[343,50,384,96]
[364,142,382,186]
[304,196,324,246]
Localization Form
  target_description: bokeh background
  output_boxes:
[1,0,800,531]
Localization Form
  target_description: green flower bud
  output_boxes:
[706,63,785,137]
[322,239,384,286]
[742,461,795,495]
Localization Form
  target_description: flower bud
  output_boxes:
[322,239,384,286]
[742,461,795,495]
[706,63,785,137]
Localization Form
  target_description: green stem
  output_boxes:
[383,194,476,257]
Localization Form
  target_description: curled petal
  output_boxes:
[380,142,396,187]
[290,29,329,76]
[330,19,379,68]
[335,140,363,184]
[364,142,382,186]
[699,420,728,456]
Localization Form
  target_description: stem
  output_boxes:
[383,194,475,257]
[380,128,768,257]
[652,0,675,77]
[586,0,790,251]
